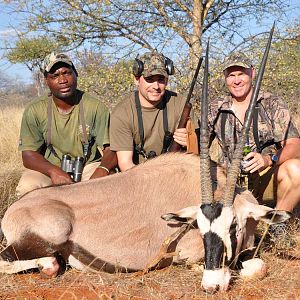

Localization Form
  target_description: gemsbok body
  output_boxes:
[0,152,289,291]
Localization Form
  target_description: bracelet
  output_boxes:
[97,165,110,173]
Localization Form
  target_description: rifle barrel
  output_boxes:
[168,52,204,152]
[186,56,204,104]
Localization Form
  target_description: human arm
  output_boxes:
[89,146,118,179]
[110,99,137,171]
[22,150,73,184]
[116,150,136,172]
[244,95,300,173]
[243,138,300,173]
[19,102,73,185]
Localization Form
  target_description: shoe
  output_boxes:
[267,222,296,250]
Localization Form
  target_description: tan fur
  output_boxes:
[1,152,257,271]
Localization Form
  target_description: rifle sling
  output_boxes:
[219,101,279,157]
[134,91,169,158]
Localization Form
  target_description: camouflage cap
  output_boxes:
[42,52,74,73]
[138,51,168,78]
[223,52,253,71]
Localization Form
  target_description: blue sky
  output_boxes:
[0,3,33,83]
[0,1,299,85]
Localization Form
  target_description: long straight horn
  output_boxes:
[200,41,214,205]
[223,22,276,207]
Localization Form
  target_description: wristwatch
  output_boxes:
[269,154,279,166]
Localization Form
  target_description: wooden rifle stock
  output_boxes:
[168,102,192,152]
[169,55,203,152]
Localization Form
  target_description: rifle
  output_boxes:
[168,54,204,152]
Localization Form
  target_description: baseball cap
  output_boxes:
[223,52,253,71]
[42,52,75,73]
[138,52,168,78]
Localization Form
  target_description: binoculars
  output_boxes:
[146,150,157,159]
[61,154,84,182]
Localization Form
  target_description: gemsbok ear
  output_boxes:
[245,203,291,224]
[235,197,291,225]
[161,206,199,223]
[258,210,291,225]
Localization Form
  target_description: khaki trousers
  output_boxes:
[249,166,276,206]
[16,161,99,198]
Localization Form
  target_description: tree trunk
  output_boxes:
[33,71,45,97]
[190,0,203,76]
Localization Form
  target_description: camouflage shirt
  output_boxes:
[208,91,300,166]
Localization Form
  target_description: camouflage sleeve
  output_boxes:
[267,95,299,142]
[207,99,220,136]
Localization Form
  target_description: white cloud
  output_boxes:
[0,29,18,38]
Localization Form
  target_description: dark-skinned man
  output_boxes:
[16,52,117,197]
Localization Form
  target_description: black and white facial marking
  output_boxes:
[197,202,238,270]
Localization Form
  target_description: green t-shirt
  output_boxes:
[110,90,190,164]
[19,90,110,166]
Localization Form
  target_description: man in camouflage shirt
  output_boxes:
[110,51,195,171]
[208,52,300,215]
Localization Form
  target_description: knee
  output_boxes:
[278,159,300,184]
[16,170,52,197]
[16,182,42,198]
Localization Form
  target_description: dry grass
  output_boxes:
[0,105,23,170]
[0,105,24,217]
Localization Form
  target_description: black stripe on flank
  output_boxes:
[0,232,138,274]
[0,232,68,275]
[200,203,223,223]
[0,232,67,261]
[203,231,225,270]
[69,222,195,273]
[69,241,139,273]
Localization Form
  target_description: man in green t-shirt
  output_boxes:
[17,52,117,197]
[110,51,196,171]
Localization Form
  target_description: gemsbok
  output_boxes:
[0,24,289,292]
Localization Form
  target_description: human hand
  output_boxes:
[90,166,110,179]
[243,152,271,173]
[173,128,187,147]
[49,166,73,185]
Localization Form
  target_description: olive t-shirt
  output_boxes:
[19,91,110,166]
[110,90,189,164]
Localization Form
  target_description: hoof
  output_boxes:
[37,257,60,278]
[240,258,267,280]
